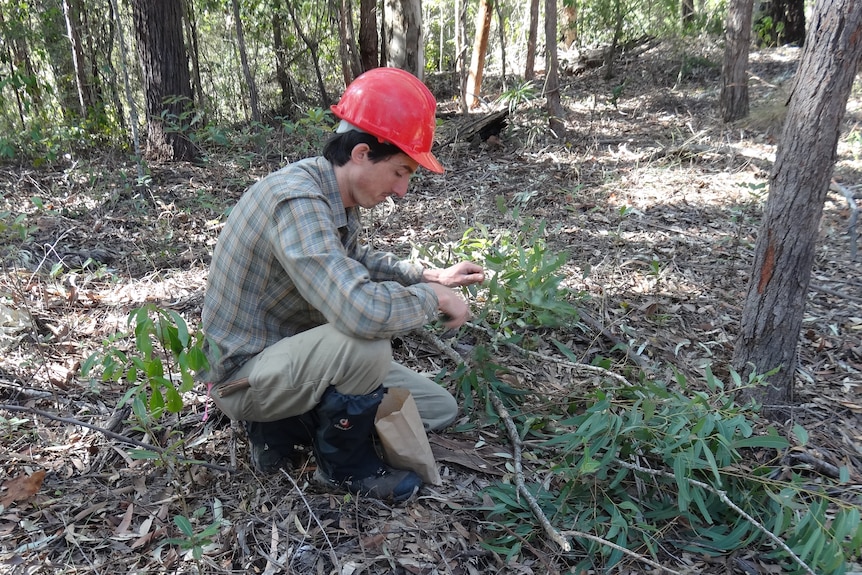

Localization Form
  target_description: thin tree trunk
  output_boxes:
[732,0,862,415]
[524,0,539,80]
[545,0,564,137]
[495,0,507,85]
[109,0,143,177]
[455,0,468,113]
[231,0,260,123]
[335,0,362,84]
[39,0,79,117]
[63,0,92,116]
[184,0,206,118]
[720,0,753,122]
[272,9,295,117]
[0,6,26,129]
[359,0,378,71]
[466,0,492,109]
[284,0,329,107]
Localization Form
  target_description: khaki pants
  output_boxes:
[210,324,458,431]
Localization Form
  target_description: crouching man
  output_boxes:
[200,67,485,503]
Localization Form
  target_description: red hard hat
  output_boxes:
[330,68,444,174]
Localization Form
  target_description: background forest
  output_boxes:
[2,0,862,574]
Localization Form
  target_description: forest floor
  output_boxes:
[1,40,861,574]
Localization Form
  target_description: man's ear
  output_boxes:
[350,143,371,164]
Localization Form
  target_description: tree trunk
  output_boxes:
[284,0,329,107]
[38,0,79,118]
[231,0,260,124]
[603,0,623,79]
[359,0,378,71]
[272,9,296,117]
[768,0,806,46]
[545,0,565,137]
[719,0,753,122]
[63,0,94,116]
[384,0,423,76]
[455,0,468,113]
[681,0,695,28]
[335,0,362,84]
[732,0,862,415]
[109,0,143,176]
[131,0,197,161]
[466,0,492,109]
[184,0,206,119]
[524,0,539,80]
[562,0,576,47]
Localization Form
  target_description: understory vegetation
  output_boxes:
[2,36,861,575]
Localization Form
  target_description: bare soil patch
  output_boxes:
[1,42,860,574]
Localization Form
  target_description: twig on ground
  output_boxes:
[0,403,233,473]
[280,469,339,567]
[808,282,862,305]
[615,458,816,575]
[465,322,635,387]
[559,528,683,575]
[415,328,573,552]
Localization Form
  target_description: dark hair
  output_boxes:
[322,130,404,166]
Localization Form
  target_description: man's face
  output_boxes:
[347,150,419,209]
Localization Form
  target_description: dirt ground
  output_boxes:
[1,41,861,574]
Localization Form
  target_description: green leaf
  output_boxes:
[173,515,195,537]
[165,387,183,413]
[731,433,789,450]
[129,449,162,460]
[792,423,808,446]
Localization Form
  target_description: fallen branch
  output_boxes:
[615,458,816,575]
[487,375,689,574]
[0,403,233,473]
[485,388,572,552]
[465,322,636,387]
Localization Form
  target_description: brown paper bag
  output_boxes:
[375,388,442,485]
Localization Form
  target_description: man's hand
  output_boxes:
[423,261,485,288]
[428,283,471,329]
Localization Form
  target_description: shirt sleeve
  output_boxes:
[269,193,438,339]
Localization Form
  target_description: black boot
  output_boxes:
[312,386,422,503]
[245,413,316,473]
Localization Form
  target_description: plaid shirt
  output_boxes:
[200,156,438,383]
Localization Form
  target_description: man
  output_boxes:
[201,67,484,503]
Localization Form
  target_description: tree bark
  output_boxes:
[562,1,576,47]
[334,0,362,84]
[272,8,296,117]
[63,0,95,115]
[719,0,753,122]
[184,0,206,119]
[681,0,695,28]
[466,0,492,109]
[545,0,565,137]
[284,0,329,107]
[131,0,197,161]
[455,0,468,113]
[524,0,539,80]
[359,0,379,71]
[732,0,862,414]
[231,0,260,124]
[384,0,423,76]
[38,0,79,117]
[768,0,806,46]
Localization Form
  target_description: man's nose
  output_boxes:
[393,180,409,198]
